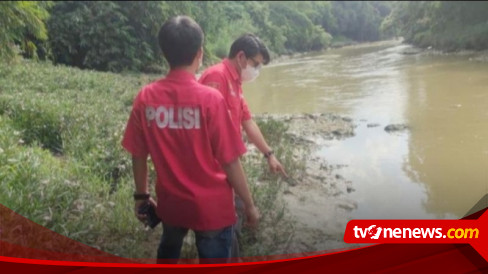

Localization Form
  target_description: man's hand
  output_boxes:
[268,155,288,177]
[134,197,157,224]
[222,158,259,229]
[244,205,260,228]
[241,120,288,177]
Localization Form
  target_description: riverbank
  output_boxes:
[269,39,400,65]
[399,43,488,63]
[248,113,359,254]
[270,39,488,67]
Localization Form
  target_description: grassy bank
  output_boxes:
[0,60,303,259]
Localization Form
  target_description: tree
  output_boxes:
[331,1,388,42]
[12,1,399,72]
[385,1,488,51]
[48,1,166,72]
[0,1,51,62]
[268,2,331,53]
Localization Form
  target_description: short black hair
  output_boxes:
[158,16,204,68]
[229,33,270,65]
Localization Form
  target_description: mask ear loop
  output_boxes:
[239,51,252,71]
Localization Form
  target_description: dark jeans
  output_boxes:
[157,222,234,264]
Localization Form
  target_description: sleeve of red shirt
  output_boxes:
[121,91,149,158]
[199,71,228,97]
[207,97,247,165]
[241,97,252,121]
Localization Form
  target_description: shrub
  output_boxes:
[2,100,63,154]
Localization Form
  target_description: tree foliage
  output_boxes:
[8,1,488,71]
[383,1,488,51]
[330,1,391,42]
[0,1,52,62]
[5,1,396,72]
[47,1,165,72]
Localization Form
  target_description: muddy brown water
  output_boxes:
[244,40,488,220]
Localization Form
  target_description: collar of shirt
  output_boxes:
[166,69,197,82]
[223,58,241,85]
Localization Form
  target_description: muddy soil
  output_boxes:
[250,113,362,255]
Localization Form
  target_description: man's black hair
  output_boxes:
[158,16,204,68]
[229,33,270,65]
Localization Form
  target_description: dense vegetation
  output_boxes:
[382,1,488,51]
[4,1,488,72]
[2,1,393,72]
[0,1,52,61]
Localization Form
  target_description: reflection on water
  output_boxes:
[244,40,488,219]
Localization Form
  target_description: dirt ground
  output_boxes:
[252,113,361,255]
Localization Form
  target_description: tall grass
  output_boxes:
[0,60,305,259]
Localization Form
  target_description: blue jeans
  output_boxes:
[157,222,234,264]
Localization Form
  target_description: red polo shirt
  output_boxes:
[122,69,246,231]
[198,58,252,139]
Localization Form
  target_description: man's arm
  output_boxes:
[133,156,148,194]
[242,119,288,177]
[222,158,259,228]
[132,156,156,223]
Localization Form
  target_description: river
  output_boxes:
[244,40,488,220]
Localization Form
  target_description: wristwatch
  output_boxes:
[264,150,274,159]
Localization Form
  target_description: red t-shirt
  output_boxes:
[122,69,246,231]
[198,58,252,139]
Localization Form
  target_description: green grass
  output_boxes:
[0,59,305,259]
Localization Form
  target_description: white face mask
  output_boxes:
[240,63,261,82]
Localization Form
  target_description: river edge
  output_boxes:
[268,39,401,65]
[247,113,360,254]
[269,39,488,65]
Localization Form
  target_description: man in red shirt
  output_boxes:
[199,34,287,258]
[199,34,287,176]
[121,16,259,263]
